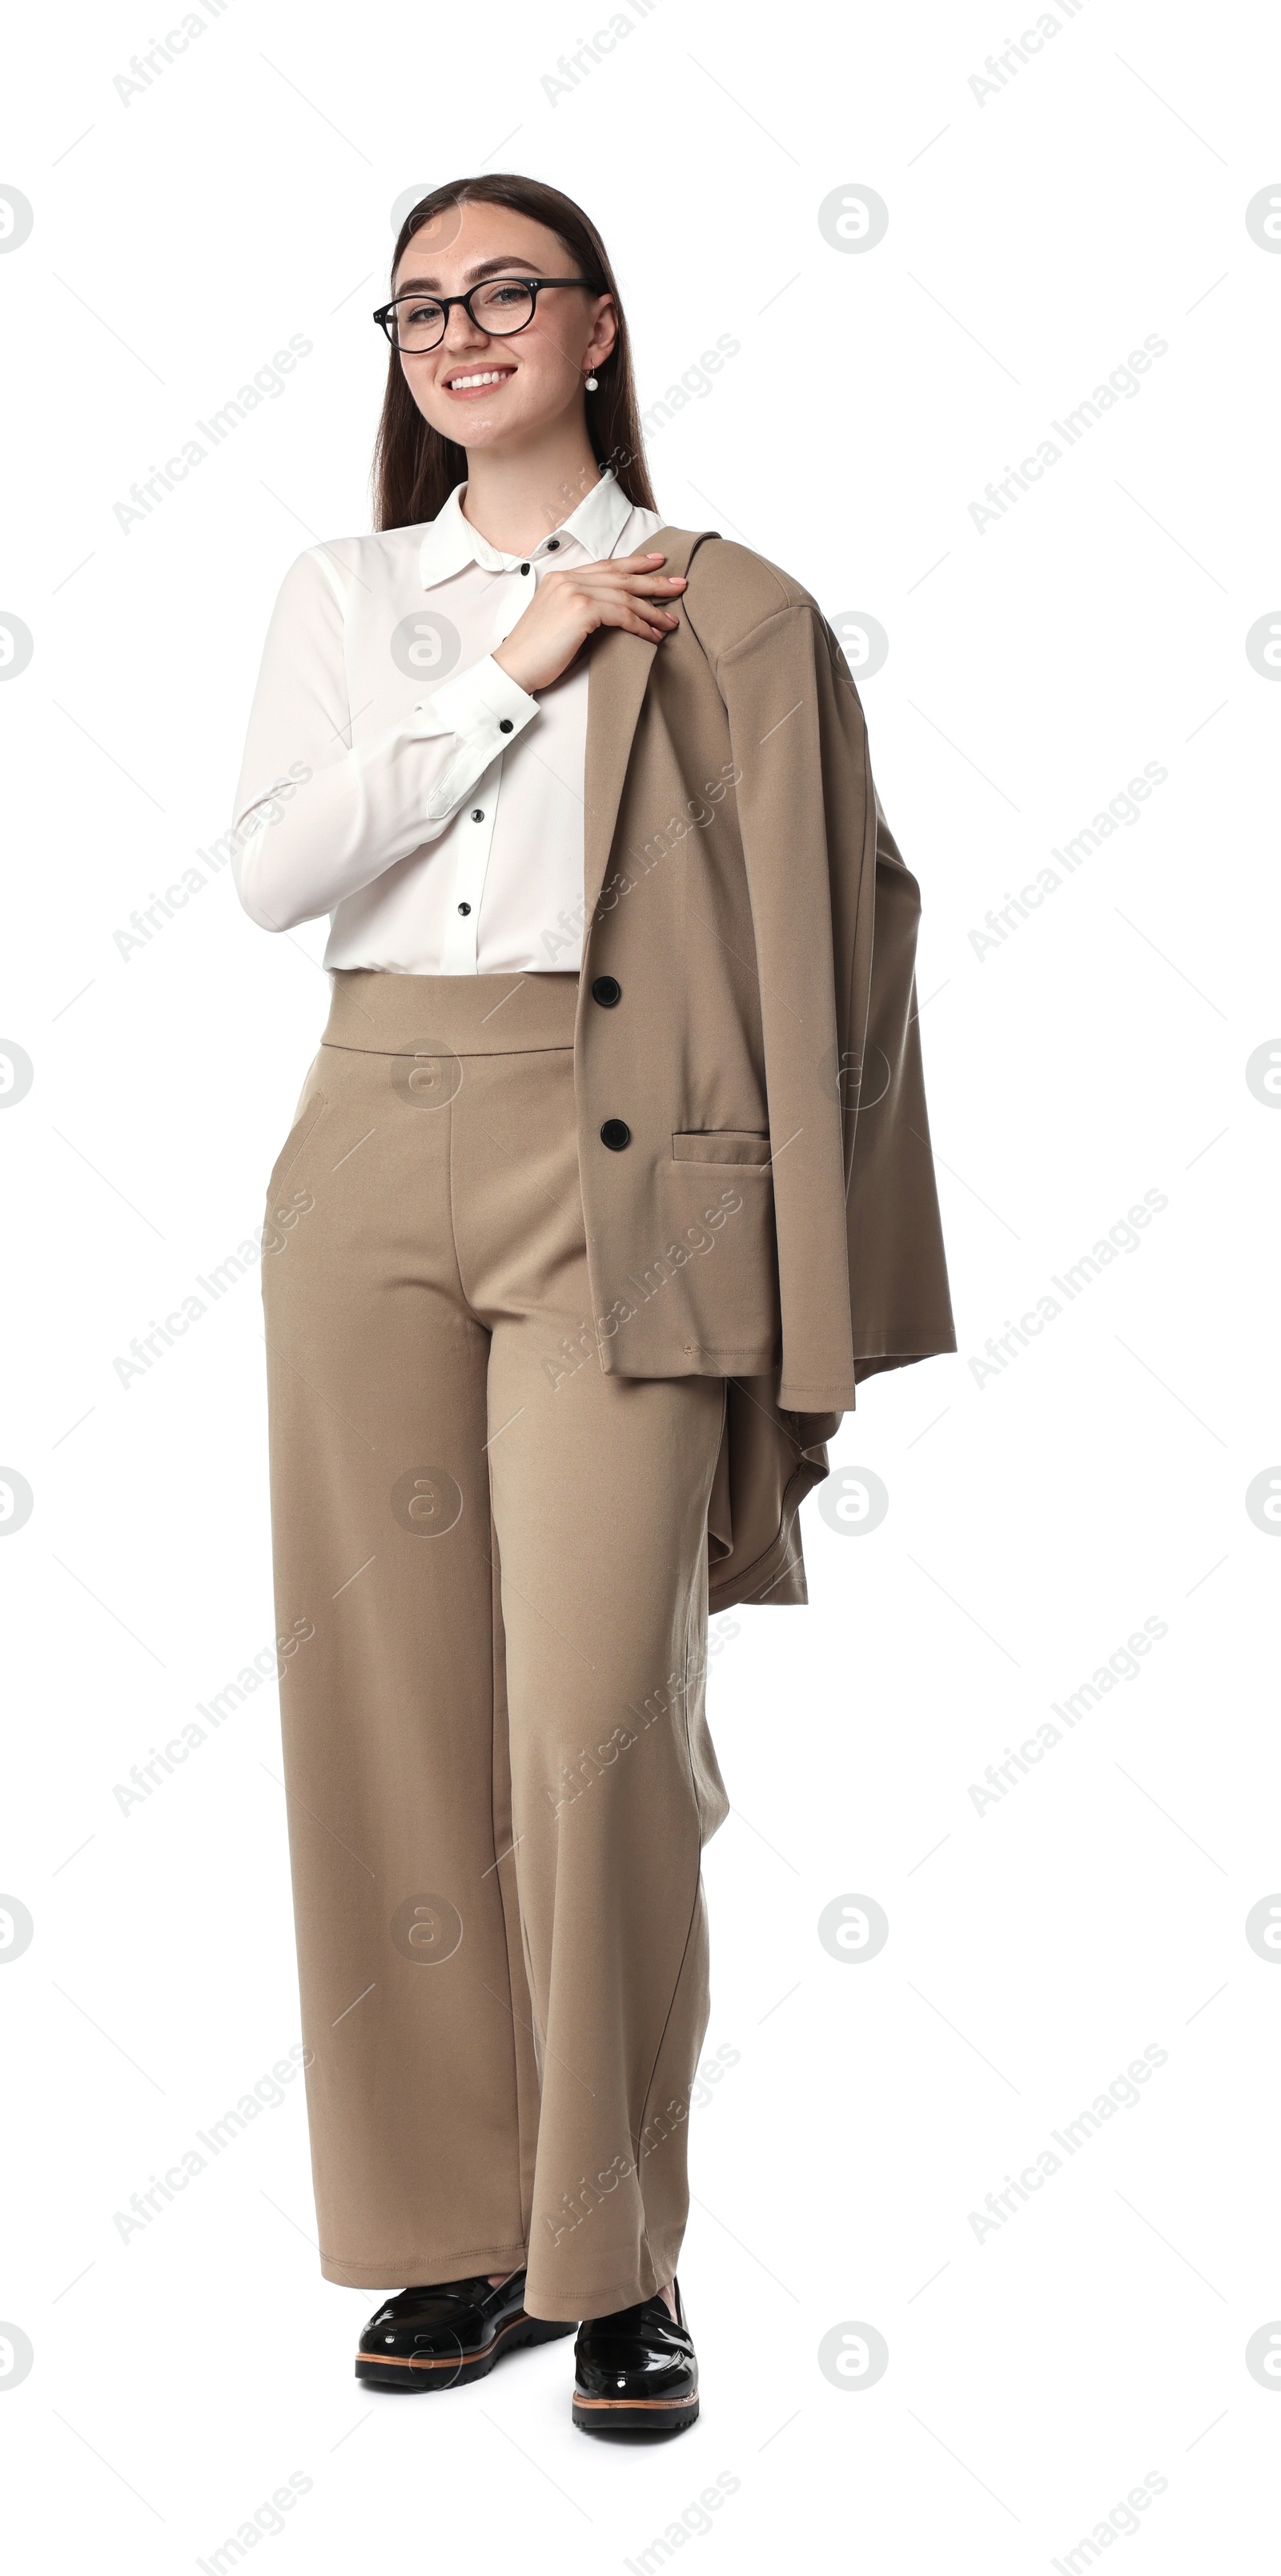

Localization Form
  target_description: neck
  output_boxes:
[459,423,604,555]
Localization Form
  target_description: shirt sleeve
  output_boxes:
[229,548,539,932]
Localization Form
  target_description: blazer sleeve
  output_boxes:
[717,600,955,1408]
[845,778,958,1380]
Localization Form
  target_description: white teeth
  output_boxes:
[447,370,512,390]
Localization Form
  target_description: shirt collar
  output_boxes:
[419,471,639,588]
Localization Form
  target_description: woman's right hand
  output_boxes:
[491,552,687,694]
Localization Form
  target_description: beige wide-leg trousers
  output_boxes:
[260,968,729,2321]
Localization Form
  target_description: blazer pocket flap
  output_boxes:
[673,1130,772,1167]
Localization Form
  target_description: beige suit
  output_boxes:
[259,526,954,2316]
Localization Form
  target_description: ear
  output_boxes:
[588,291,618,369]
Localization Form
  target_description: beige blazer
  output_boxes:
[566,522,955,1610]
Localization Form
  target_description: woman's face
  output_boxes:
[391,200,616,453]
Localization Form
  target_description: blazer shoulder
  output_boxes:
[665,529,821,663]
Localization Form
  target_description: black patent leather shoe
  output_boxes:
[572,2277,699,2433]
[355,2269,575,2392]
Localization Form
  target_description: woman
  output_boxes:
[231,174,954,2438]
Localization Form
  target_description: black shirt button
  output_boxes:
[592,975,621,1007]
[520,562,531,574]
[499,718,513,732]
[600,1118,631,1152]
[547,538,560,550]
[457,901,472,916]
[471,809,484,822]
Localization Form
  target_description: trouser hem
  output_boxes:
[524,2247,684,2324]
[321,2242,528,2289]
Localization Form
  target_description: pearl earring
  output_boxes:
[584,372,599,391]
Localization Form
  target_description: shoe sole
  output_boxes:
[572,2390,700,2434]
[356,2313,576,2392]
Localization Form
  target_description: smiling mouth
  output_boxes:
[444,367,516,395]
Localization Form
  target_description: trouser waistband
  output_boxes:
[322,968,580,1057]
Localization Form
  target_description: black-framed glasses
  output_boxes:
[372,275,600,353]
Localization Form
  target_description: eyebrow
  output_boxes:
[392,255,552,295]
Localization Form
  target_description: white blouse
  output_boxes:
[230,471,665,975]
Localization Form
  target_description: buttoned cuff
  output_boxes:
[414,652,539,745]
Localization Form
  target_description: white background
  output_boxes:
[2,0,1279,2566]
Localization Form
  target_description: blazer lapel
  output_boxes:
[583,525,717,927]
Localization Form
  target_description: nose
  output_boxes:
[440,300,491,356]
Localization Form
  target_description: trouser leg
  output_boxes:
[489,1350,728,2318]
[260,1039,539,2287]
[449,1040,729,2321]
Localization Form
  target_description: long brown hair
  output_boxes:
[371,175,657,533]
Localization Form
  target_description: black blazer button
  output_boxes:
[592,975,621,1007]
[600,1118,631,1151]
